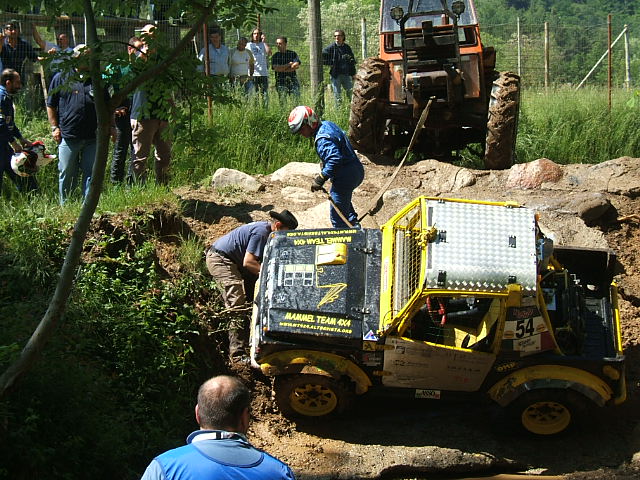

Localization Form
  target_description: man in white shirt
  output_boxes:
[228,37,254,94]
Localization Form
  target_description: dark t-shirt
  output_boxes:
[1,38,38,77]
[212,221,272,267]
[271,50,301,86]
[46,73,97,140]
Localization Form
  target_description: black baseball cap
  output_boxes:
[4,20,19,30]
[269,210,298,229]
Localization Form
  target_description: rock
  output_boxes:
[506,158,563,189]
[211,168,264,192]
[383,188,413,205]
[281,186,316,203]
[452,168,476,190]
[270,162,319,183]
[576,195,618,227]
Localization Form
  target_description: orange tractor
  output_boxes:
[349,0,520,169]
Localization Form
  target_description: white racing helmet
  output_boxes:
[11,141,57,177]
[287,105,319,134]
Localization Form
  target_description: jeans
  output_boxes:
[329,161,364,228]
[330,74,353,105]
[57,137,96,204]
[0,143,38,195]
[110,111,134,183]
[252,76,269,103]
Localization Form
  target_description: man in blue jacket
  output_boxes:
[0,68,37,194]
[140,375,295,480]
[288,105,363,228]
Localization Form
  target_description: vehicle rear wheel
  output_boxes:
[506,389,588,436]
[484,71,520,170]
[349,57,390,154]
[274,374,352,418]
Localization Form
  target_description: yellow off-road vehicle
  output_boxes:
[249,197,626,435]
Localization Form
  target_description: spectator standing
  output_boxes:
[288,106,363,228]
[32,28,73,77]
[228,37,254,94]
[130,24,172,185]
[322,29,357,105]
[46,45,98,204]
[105,36,142,184]
[271,36,300,99]
[0,68,36,195]
[198,28,230,80]
[205,210,298,363]
[246,28,271,100]
[0,20,39,85]
[140,375,296,480]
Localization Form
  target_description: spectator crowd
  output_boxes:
[1,19,359,206]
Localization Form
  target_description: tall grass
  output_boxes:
[517,86,640,164]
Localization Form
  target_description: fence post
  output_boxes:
[624,24,631,90]
[608,14,612,111]
[544,22,549,90]
[517,17,521,77]
[361,17,367,60]
[309,0,324,101]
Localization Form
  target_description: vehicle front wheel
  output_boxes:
[274,374,353,418]
[506,389,589,436]
[484,71,520,169]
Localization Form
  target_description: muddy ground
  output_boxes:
[163,155,640,479]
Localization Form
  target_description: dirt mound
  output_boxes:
[160,156,640,479]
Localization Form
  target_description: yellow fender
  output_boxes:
[488,365,614,407]
[259,350,372,395]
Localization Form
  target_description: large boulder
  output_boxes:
[506,158,563,189]
[270,162,320,183]
[211,168,264,192]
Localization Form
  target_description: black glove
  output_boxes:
[311,174,327,192]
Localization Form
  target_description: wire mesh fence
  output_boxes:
[0,10,634,97]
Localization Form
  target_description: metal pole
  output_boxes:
[624,24,631,90]
[608,14,612,112]
[517,17,521,77]
[544,22,549,90]
[361,17,367,59]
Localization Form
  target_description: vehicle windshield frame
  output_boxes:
[380,0,478,33]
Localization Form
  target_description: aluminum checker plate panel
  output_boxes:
[425,201,537,293]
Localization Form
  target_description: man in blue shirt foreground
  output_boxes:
[288,105,364,228]
[140,375,295,480]
[205,210,298,364]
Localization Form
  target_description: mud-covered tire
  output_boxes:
[349,57,390,154]
[484,71,520,170]
[274,374,352,418]
[505,389,589,436]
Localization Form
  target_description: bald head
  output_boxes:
[196,375,250,431]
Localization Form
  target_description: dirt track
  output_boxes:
[172,155,640,479]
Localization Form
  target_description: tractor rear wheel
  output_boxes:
[506,389,589,436]
[274,374,352,418]
[349,57,390,154]
[484,71,520,169]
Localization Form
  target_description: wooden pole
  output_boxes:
[575,27,626,90]
[202,24,212,121]
[608,14,612,112]
[361,17,367,60]
[309,0,324,103]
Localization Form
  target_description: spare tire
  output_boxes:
[484,71,520,170]
[349,57,390,154]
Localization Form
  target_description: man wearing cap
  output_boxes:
[0,21,39,85]
[205,210,298,364]
[0,68,36,194]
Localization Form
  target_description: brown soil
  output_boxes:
[155,156,640,479]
